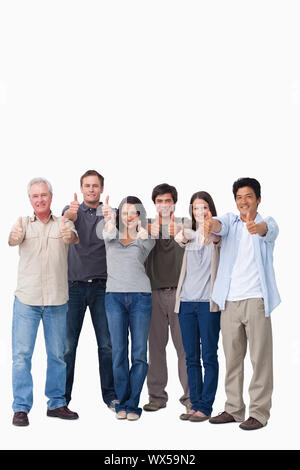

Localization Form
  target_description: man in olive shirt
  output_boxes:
[9,178,79,426]
[144,183,190,413]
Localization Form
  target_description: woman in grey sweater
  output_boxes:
[103,196,155,421]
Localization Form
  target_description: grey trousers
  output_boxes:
[221,298,273,425]
[146,288,190,406]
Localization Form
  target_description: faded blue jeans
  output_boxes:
[179,301,220,416]
[12,296,68,413]
[105,292,152,416]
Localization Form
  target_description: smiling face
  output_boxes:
[192,198,210,223]
[235,186,261,221]
[121,203,139,231]
[80,175,103,206]
[154,193,175,219]
[29,183,52,219]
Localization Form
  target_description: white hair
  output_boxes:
[27,177,53,197]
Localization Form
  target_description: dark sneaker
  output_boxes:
[143,401,166,412]
[47,406,79,420]
[209,411,237,424]
[13,412,29,427]
[108,399,119,412]
[239,417,265,430]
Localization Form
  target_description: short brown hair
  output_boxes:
[80,170,104,187]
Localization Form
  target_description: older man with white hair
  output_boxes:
[9,177,79,426]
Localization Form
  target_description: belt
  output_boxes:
[71,279,106,284]
[158,287,176,291]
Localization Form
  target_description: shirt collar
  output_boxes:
[30,211,56,222]
[236,212,262,223]
[81,202,103,212]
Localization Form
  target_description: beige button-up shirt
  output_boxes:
[9,213,78,306]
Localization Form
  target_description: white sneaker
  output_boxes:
[116,410,126,419]
[127,413,140,421]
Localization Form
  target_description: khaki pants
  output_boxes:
[147,289,189,406]
[221,298,273,425]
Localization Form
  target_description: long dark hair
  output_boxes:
[116,196,147,232]
[189,191,217,230]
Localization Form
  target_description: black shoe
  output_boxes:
[13,412,29,427]
[47,406,79,420]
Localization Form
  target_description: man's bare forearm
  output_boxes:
[211,219,222,233]
[63,209,77,222]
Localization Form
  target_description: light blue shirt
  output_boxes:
[211,212,281,317]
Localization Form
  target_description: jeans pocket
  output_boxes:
[139,292,152,297]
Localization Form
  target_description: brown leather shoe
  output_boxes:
[189,412,211,422]
[47,406,79,420]
[180,410,196,421]
[209,411,237,424]
[239,417,265,430]
[143,401,166,412]
[13,412,29,426]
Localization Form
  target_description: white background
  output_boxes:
[0,0,299,451]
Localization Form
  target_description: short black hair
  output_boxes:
[151,183,178,204]
[116,196,147,232]
[232,177,261,200]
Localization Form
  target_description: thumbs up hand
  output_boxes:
[69,193,80,217]
[168,213,180,237]
[103,196,116,232]
[245,212,258,234]
[10,217,24,243]
[136,220,148,240]
[103,195,114,221]
[60,215,73,242]
[149,214,160,238]
[175,220,190,245]
[203,210,213,237]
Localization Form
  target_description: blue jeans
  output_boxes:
[105,292,152,416]
[64,280,116,405]
[12,297,68,413]
[179,301,220,415]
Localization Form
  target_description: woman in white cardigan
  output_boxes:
[175,191,221,422]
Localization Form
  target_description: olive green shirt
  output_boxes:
[145,221,184,290]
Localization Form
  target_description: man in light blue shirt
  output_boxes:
[206,178,280,431]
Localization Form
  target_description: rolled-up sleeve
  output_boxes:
[260,216,279,243]
[212,213,232,237]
